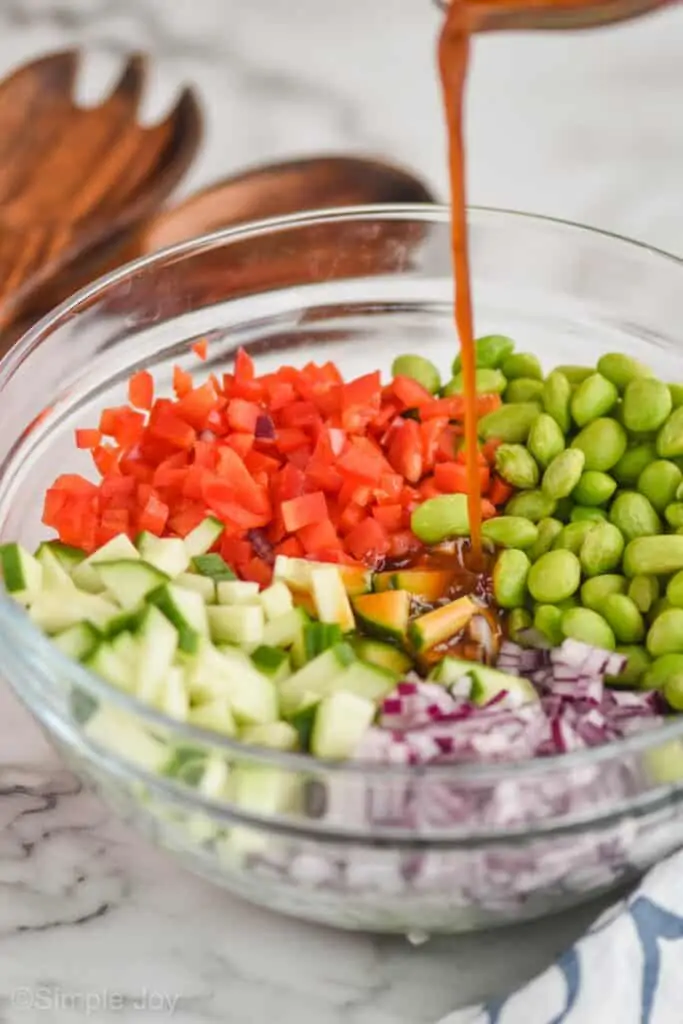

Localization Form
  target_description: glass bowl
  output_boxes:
[2,205,683,936]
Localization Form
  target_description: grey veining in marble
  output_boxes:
[0,1,681,1021]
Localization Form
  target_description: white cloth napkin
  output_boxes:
[438,852,683,1024]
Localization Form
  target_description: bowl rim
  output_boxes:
[2,201,682,782]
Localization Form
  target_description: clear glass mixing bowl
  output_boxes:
[1,205,683,935]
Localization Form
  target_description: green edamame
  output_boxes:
[481,516,538,550]
[554,497,574,523]
[500,352,542,381]
[622,377,672,434]
[495,444,539,489]
[609,492,661,541]
[647,608,683,657]
[657,407,683,459]
[555,365,593,386]
[561,607,616,650]
[504,378,544,404]
[596,353,653,391]
[508,607,532,644]
[608,645,651,687]
[579,522,625,578]
[572,471,617,507]
[571,418,627,472]
[493,549,530,609]
[664,676,683,711]
[553,520,595,555]
[664,503,683,530]
[649,597,672,623]
[570,507,608,523]
[542,449,585,501]
[452,334,515,374]
[612,443,658,486]
[528,517,564,560]
[391,354,441,394]
[666,571,683,608]
[643,653,683,692]
[478,403,540,444]
[628,574,660,615]
[602,594,645,644]
[505,489,557,523]
[534,604,564,646]
[580,574,627,612]
[669,384,683,410]
[527,549,581,604]
[443,368,507,396]
[637,460,682,513]
[527,413,565,469]
[542,371,572,434]
[570,373,618,427]
[411,494,469,544]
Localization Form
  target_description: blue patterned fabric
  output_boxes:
[439,854,683,1024]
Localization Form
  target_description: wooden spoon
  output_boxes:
[0,49,202,328]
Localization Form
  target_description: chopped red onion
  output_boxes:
[247,528,274,565]
[254,413,275,439]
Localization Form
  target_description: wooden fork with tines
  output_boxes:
[0,49,202,327]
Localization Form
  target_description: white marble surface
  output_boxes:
[0,1,682,1021]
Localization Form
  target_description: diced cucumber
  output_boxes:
[164,744,206,782]
[352,637,412,675]
[30,590,120,633]
[159,666,189,720]
[84,643,133,691]
[35,540,85,572]
[192,553,236,582]
[148,583,208,654]
[310,565,355,632]
[289,698,319,750]
[137,536,190,577]
[198,755,230,799]
[183,516,225,558]
[207,604,264,646]
[251,645,291,683]
[273,555,312,591]
[231,765,300,816]
[241,721,299,751]
[334,659,397,702]
[304,622,343,661]
[94,559,169,610]
[176,572,216,603]
[35,544,75,591]
[84,708,168,773]
[429,656,475,692]
[110,630,139,668]
[0,543,43,604]
[187,642,278,725]
[73,534,139,593]
[279,643,357,716]
[261,607,309,650]
[52,622,101,661]
[216,580,260,605]
[260,581,293,620]
[430,655,538,707]
[311,691,375,760]
[189,698,237,737]
[105,609,143,638]
[135,605,179,704]
[353,590,410,642]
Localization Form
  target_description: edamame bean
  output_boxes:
[505,489,557,523]
[666,571,683,608]
[649,597,672,623]
[555,365,593,386]
[554,497,574,523]
[570,373,618,427]
[657,407,683,459]
[596,353,653,391]
[391,354,441,394]
[508,607,532,644]
[527,549,581,603]
[534,604,564,646]
[647,608,683,657]
[637,460,682,513]
[481,516,539,550]
[411,494,469,543]
[643,653,683,691]
[452,334,515,374]
[553,520,595,555]
[669,384,683,410]
[612,443,658,486]
[561,607,616,650]
[580,574,627,611]
[664,503,683,529]
[580,522,625,578]
[570,507,608,523]
[628,574,660,614]
[602,594,645,644]
[664,676,683,711]
[527,413,565,469]
[607,645,651,687]
[571,418,627,472]
[500,352,542,381]
[493,549,530,609]
[495,444,539,489]
[542,371,572,434]
[478,403,540,444]
[528,517,563,560]
[572,470,617,507]
[504,378,544,404]
[623,378,672,434]
[542,449,585,501]
[610,492,661,541]
[443,368,507,396]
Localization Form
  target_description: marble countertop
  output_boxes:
[1,1,682,1021]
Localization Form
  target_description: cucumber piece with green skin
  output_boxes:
[176,572,216,603]
[310,565,355,632]
[279,643,357,716]
[251,645,291,683]
[430,656,537,706]
[310,692,376,760]
[35,540,85,573]
[183,516,225,558]
[84,642,133,691]
[159,666,189,720]
[242,721,299,751]
[207,604,264,646]
[289,697,319,750]
[260,581,293,620]
[372,568,454,602]
[197,755,230,800]
[191,553,236,582]
[429,656,475,692]
[189,699,237,737]
[261,607,309,649]
[52,622,101,661]
[216,580,260,605]
[73,534,139,593]
[147,583,209,654]
[191,643,278,726]
[35,544,76,591]
[333,659,398,702]
[94,559,169,610]
[110,630,139,668]
[30,589,120,633]
[84,708,169,773]
[409,596,477,652]
[105,609,143,638]
[134,604,179,704]
[352,590,411,642]
[304,622,343,661]
[137,536,190,577]
[0,543,43,604]
[352,637,412,675]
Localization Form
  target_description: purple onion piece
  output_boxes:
[247,528,274,565]
[254,413,275,439]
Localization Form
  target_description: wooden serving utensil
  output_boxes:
[0,49,202,329]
